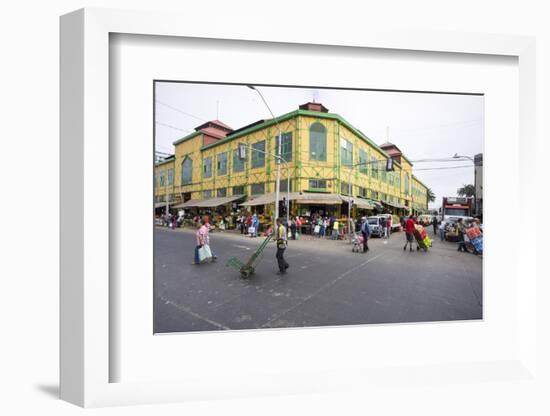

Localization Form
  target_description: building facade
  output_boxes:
[155,102,429,217]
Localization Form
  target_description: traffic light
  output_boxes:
[278,197,287,216]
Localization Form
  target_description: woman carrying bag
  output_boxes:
[193,220,213,265]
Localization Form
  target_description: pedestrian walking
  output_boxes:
[360,217,371,253]
[379,216,387,239]
[386,215,392,239]
[403,214,418,251]
[456,218,468,252]
[432,215,438,235]
[252,213,259,237]
[274,218,289,275]
[192,220,208,265]
[439,220,446,241]
[331,219,340,240]
[290,218,297,240]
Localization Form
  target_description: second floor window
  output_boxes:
[371,157,378,178]
[309,122,327,161]
[203,157,212,178]
[251,141,265,169]
[275,132,293,162]
[203,189,212,199]
[233,149,245,173]
[340,138,353,166]
[159,171,165,186]
[217,152,227,176]
[358,149,368,174]
[217,188,227,197]
[182,157,192,185]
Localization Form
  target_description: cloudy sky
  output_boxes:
[155,82,483,209]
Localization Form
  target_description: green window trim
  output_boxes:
[358,149,368,174]
[181,157,193,185]
[309,122,327,161]
[308,179,327,190]
[251,141,266,169]
[251,183,265,195]
[203,157,213,178]
[340,137,353,167]
[232,148,245,173]
[217,152,228,176]
[275,132,293,162]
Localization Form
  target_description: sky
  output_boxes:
[154,82,484,209]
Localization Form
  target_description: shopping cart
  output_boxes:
[226,234,273,278]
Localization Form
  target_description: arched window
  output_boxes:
[309,122,327,161]
[181,157,192,185]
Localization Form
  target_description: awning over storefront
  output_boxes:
[240,193,277,206]
[173,194,245,209]
[294,193,343,205]
[382,200,407,209]
[155,202,172,209]
[343,196,375,210]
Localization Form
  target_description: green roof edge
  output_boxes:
[199,109,391,159]
[172,130,201,145]
[155,158,175,167]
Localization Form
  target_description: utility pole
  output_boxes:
[247,85,284,225]
[238,143,290,227]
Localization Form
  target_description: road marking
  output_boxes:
[262,252,386,327]
[233,245,251,250]
[161,296,231,330]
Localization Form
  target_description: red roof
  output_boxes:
[380,142,403,155]
[194,120,233,132]
[200,127,228,139]
[299,102,329,113]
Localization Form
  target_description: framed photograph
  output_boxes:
[60,8,538,408]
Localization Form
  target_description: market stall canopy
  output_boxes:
[173,194,245,209]
[294,193,343,205]
[155,202,173,209]
[240,193,277,206]
[340,195,375,210]
[383,200,406,209]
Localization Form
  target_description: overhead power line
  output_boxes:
[155,121,193,133]
[413,165,472,171]
[155,100,207,122]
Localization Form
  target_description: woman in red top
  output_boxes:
[403,214,417,252]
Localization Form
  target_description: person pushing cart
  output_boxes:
[274,218,289,275]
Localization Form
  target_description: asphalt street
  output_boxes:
[154,227,482,333]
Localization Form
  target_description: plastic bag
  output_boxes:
[198,245,212,262]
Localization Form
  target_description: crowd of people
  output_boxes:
[159,208,483,274]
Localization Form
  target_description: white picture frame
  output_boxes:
[60,8,538,408]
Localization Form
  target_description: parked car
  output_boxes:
[366,216,385,237]
[377,213,401,232]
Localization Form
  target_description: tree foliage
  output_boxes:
[457,184,475,197]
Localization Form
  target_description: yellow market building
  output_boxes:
[154,102,429,221]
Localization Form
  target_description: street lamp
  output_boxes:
[247,85,284,226]
[452,153,476,215]
[238,142,290,228]
[346,158,394,242]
